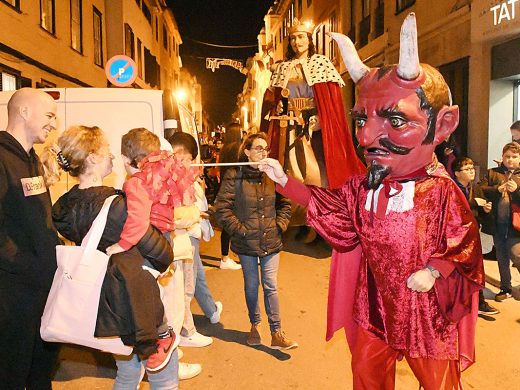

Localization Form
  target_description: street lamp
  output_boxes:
[175,88,187,102]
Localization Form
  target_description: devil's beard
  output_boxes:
[367,162,391,189]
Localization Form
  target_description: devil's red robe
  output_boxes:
[278,164,484,369]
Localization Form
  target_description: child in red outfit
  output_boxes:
[106,127,197,372]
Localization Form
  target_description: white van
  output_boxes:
[0,88,184,201]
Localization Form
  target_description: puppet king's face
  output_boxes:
[352,69,437,179]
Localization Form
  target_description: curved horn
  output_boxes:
[397,13,420,80]
[327,32,369,83]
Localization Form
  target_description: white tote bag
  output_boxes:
[41,195,133,355]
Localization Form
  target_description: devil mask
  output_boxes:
[330,13,459,189]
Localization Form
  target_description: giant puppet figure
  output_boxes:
[260,14,484,389]
[260,19,365,191]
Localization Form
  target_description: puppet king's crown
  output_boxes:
[288,18,314,35]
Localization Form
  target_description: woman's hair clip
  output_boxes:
[55,149,71,172]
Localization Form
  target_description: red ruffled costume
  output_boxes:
[278,164,484,372]
[118,150,198,250]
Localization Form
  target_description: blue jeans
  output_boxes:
[113,350,179,390]
[239,252,281,332]
[192,236,218,318]
[494,225,520,290]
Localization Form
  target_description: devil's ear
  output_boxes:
[433,105,459,145]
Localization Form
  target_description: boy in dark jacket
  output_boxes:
[481,142,520,301]
[452,157,498,314]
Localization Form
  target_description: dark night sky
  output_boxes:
[167,0,273,125]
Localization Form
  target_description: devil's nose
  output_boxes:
[357,121,383,147]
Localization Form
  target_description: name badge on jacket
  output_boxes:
[21,176,47,197]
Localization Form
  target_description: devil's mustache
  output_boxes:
[378,138,412,155]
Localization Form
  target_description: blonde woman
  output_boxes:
[42,125,178,389]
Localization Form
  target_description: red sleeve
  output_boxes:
[276,176,311,206]
[428,259,455,279]
[118,176,153,250]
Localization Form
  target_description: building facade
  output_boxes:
[0,0,107,89]
[243,0,516,173]
[0,0,203,135]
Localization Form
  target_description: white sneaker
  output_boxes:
[220,257,241,270]
[177,348,184,360]
[210,301,223,324]
[179,362,202,380]
[179,331,213,347]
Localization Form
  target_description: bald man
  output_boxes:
[0,88,61,389]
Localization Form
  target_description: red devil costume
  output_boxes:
[268,13,484,390]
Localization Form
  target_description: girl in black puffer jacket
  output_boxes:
[215,133,297,350]
[42,126,179,388]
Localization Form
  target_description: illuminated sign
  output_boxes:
[471,0,520,42]
[490,0,519,25]
[205,58,247,74]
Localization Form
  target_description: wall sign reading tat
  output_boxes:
[105,55,138,87]
[491,0,519,25]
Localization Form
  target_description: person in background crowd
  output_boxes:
[435,138,460,178]
[215,133,297,350]
[510,120,520,143]
[0,88,61,389]
[44,125,179,389]
[167,132,215,350]
[169,133,223,332]
[217,123,243,270]
[452,157,499,315]
[203,137,220,205]
[481,142,520,301]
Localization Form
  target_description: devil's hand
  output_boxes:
[406,269,436,292]
[259,158,288,187]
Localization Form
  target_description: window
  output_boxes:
[137,39,143,77]
[375,0,384,38]
[363,0,371,18]
[396,0,415,13]
[328,11,337,59]
[40,0,55,34]
[514,80,520,122]
[124,24,135,59]
[1,0,20,10]
[93,7,103,66]
[142,2,152,25]
[36,79,56,88]
[314,26,321,54]
[163,25,169,51]
[71,0,82,52]
[1,72,16,91]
